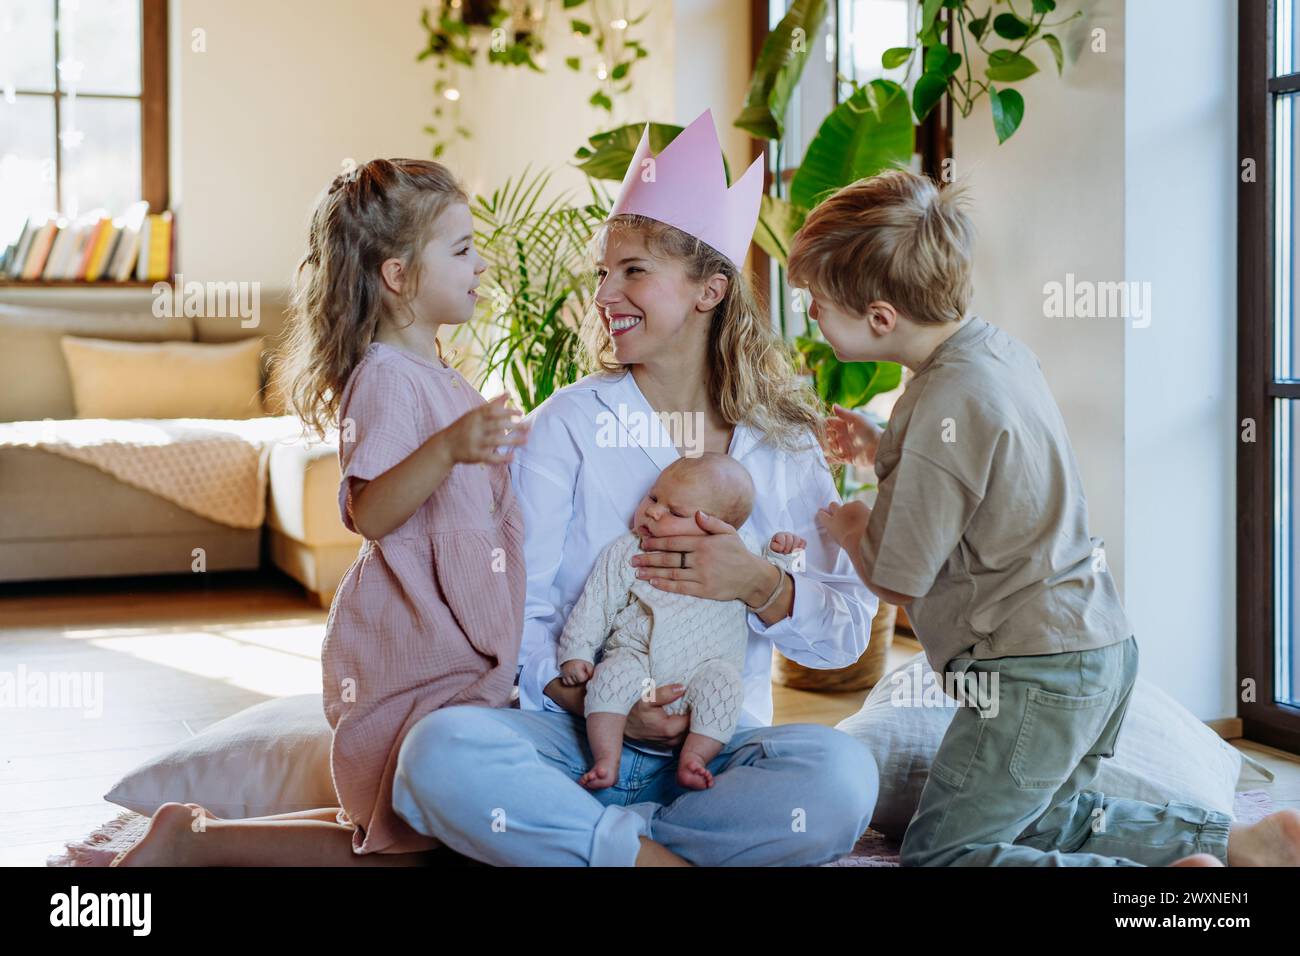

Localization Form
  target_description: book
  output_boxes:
[134,215,152,281]
[41,219,76,279]
[21,219,58,279]
[142,211,172,281]
[8,222,38,282]
[108,201,149,281]
[83,218,119,281]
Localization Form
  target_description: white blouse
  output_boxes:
[509,367,878,734]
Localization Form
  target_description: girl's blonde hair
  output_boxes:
[581,214,832,463]
[282,158,468,438]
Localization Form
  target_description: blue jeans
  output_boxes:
[900,637,1234,866]
[391,705,879,866]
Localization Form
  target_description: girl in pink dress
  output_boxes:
[114,158,529,866]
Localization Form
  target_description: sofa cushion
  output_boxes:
[60,335,265,419]
[0,302,191,422]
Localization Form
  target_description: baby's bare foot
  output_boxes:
[1170,853,1224,867]
[1227,809,1300,866]
[676,755,713,791]
[579,762,618,791]
[111,802,203,867]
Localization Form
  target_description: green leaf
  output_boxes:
[912,72,948,122]
[754,194,808,266]
[968,11,990,41]
[985,49,1039,81]
[611,61,629,80]
[562,0,585,7]
[733,0,829,140]
[790,79,915,210]
[924,44,962,77]
[589,90,613,111]
[1042,33,1064,74]
[1032,0,1057,12]
[992,13,1030,39]
[572,122,683,180]
[989,86,1025,143]
[919,0,944,35]
[570,19,591,35]
[565,56,581,71]
[881,46,913,69]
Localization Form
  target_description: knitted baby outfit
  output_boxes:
[557,528,798,743]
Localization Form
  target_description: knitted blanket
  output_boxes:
[0,415,307,529]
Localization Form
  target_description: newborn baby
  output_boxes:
[557,453,804,791]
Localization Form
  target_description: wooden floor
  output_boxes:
[2,571,1298,866]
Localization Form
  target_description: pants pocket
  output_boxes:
[1009,685,1113,790]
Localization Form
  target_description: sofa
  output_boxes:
[0,290,361,607]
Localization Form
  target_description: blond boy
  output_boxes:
[792,169,1300,867]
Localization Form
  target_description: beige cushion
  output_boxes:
[835,652,1243,841]
[0,302,192,421]
[60,335,265,419]
[104,695,336,818]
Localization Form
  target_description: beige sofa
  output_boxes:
[0,291,360,606]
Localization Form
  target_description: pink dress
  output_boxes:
[321,341,524,854]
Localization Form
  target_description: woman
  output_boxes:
[390,111,881,866]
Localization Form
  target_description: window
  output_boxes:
[1239,0,1300,752]
[0,0,167,250]
[749,0,947,336]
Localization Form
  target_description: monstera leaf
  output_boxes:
[734,0,829,141]
[789,79,914,211]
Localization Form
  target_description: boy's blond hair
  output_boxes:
[787,169,975,325]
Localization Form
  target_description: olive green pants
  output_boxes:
[900,637,1233,866]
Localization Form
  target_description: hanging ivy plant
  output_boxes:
[417,0,651,157]
[893,0,1083,143]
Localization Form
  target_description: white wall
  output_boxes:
[953,0,1128,587]
[955,0,1238,720]
[1123,0,1237,720]
[169,0,680,292]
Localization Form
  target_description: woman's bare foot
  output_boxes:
[111,802,203,867]
[579,761,618,790]
[1227,809,1300,866]
[676,754,714,790]
[1170,853,1224,866]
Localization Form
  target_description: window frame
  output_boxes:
[746,0,951,329]
[1238,0,1300,753]
[6,0,168,218]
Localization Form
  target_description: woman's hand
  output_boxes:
[630,511,777,607]
[815,499,873,555]
[624,683,690,749]
[441,393,530,465]
[825,403,882,469]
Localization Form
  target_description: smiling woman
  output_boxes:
[389,110,881,867]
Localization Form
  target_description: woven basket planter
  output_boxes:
[772,602,897,692]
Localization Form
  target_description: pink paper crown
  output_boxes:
[608,108,765,269]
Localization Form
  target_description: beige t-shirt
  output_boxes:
[861,316,1132,676]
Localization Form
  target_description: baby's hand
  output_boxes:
[560,659,593,686]
[768,531,806,555]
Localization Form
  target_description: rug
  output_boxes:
[48,790,1276,867]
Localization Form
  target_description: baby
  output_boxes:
[557,452,804,791]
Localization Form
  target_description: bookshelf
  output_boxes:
[0,279,162,289]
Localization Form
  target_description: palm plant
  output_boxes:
[448,167,610,411]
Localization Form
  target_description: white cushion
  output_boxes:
[105,695,336,818]
[836,652,1242,841]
